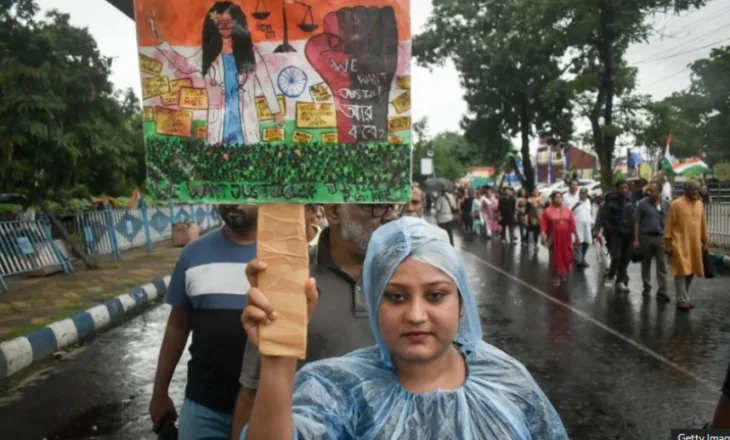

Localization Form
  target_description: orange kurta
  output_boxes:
[664,197,709,277]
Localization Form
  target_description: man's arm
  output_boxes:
[149,257,192,424]
[633,203,642,246]
[231,339,262,439]
[152,307,191,395]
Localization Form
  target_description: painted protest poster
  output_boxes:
[134,0,412,203]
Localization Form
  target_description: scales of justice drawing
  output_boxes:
[253,0,318,53]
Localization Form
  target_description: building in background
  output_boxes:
[535,144,598,183]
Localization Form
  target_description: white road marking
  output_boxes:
[462,250,721,392]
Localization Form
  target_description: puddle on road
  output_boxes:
[45,400,132,440]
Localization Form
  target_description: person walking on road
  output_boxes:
[541,192,578,286]
[460,190,475,235]
[149,204,258,440]
[231,203,399,438]
[239,217,569,440]
[572,187,594,268]
[633,181,670,302]
[562,179,580,210]
[499,187,517,245]
[601,180,635,292]
[435,189,457,246]
[526,189,544,251]
[401,185,451,243]
[664,180,709,311]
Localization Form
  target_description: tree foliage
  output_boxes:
[637,45,730,163]
[411,117,491,182]
[413,0,575,193]
[0,0,145,203]
[545,0,705,186]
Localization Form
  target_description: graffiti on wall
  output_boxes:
[134,0,412,203]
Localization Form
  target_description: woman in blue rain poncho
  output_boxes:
[241,217,568,439]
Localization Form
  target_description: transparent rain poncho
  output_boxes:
[244,217,568,440]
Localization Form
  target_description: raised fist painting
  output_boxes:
[305,6,399,143]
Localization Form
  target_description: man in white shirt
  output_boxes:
[563,179,580,209]
[655,171,673,202]
[435,189,456,245]
[404,185,451,243]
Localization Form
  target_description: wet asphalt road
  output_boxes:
[1,232,729,440]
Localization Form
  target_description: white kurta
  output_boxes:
[572,201,594,243]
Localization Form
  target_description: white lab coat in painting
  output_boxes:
[572,200,594,243]
[155,41,280,145]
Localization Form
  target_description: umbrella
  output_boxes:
[422,177,454,193]
[0,193,27,204]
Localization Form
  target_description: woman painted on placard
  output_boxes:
[151,1,284,146]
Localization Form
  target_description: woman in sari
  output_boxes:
[541,191,579,286]
[241,217,568,439]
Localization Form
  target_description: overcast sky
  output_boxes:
[38,0,730,152]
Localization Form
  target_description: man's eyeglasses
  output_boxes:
[362,204,403,218]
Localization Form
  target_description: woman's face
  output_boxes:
[552,193,563,206]
[532,189,540,197]
[213,12,234,38]
[378,258,461,365]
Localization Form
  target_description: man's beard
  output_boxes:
[223,210,255,235]
[339,209,374,255]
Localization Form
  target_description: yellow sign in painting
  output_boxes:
[309,83,332,102]
[263,127,285,142]
[320,132,338,144]
[295,103,337,128]
[195,124,207,140]
[139,54,163,76]
[292,130,314,145]
[396,75,410,90]
[391,91,410,114]
[159,78,193,106]
[388,116,411,132]
[388,135,403,144]
[143,106,156,121]
[155,107,193,137]
[255,95,286,121]
[178,87,208,110]
[142,76,170,99]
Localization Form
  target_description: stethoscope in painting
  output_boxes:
[207,64,250,92]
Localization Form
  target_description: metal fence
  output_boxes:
[708,203,730,248]
[0,203,221,292]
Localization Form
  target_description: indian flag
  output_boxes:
[671,158,710,176]
[661,134,677,174]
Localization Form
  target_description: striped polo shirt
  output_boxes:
[165,227,255,413]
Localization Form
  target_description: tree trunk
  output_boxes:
[519,103,536,194]
[36,198,99,270]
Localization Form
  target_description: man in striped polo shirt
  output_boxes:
[149,204,258,439]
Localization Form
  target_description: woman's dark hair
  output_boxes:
[549,191,562,201]
[202,1,255,77]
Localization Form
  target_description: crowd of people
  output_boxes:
[147,176,724,440]
[432,173,711,306]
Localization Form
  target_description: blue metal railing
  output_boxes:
[0,203,221,292]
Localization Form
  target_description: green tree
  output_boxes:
[687,45,730,162]
[546,0,705,187]
[414,0,575,194]
[0,0,145,202]
[637,45,730,163]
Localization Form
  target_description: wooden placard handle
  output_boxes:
[256,204,309,359]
